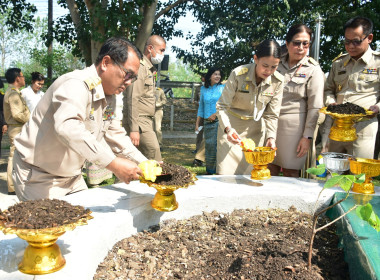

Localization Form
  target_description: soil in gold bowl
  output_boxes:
[321,103,374,142]
[0,199,93,275]
[140,162,197,212]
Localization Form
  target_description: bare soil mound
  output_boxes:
[94,207,348,279]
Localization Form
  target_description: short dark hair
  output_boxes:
[344,16,373,36]
[5,68,22,84]
[255,39,281,59]
[31,72,45,82]
[285,24,313,43]
[204,67,223,88]
[95,37,142,66]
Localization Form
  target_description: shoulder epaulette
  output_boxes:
[308,56,319,66]
[236,66,248,76]
[273,70,284,82]
[332,52,348,62]
[84,77,101,91]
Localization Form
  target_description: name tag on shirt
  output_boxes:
[294,73,306,78]
[240,83,250,93]
[103,106,115,121]
[262,92,274,96]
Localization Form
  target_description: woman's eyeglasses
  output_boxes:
[344,35,368,47]
[291,40,310,48]
[113,60,138,83]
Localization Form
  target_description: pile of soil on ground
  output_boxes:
[94,207,349,280]
[327,102,366,114]
[0,199,91,229]
[155,162,194,186]
[162,98,197,132]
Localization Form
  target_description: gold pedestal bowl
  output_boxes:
[140,173,197,212]
[349,157,380,194]
[0,212,93,275]
[320,107,373,142]
[244,147,277,180]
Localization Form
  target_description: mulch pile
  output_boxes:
[94,207,349,279]
[327,102,366,114]
[0,199,91,229]
[155,162,194,186]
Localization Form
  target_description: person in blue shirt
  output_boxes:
[195,67,225,174]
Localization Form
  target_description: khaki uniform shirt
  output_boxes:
[277,55,325,137]
[217,63,284,140]
[4,87,30,126]
[14,65,147,178]
[155,87,167,109]
[125,55,156,132]
[325,47,380,109]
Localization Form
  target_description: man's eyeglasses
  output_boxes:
[344,35,368,46]
[291,40,310,48]
[113,60,138,83]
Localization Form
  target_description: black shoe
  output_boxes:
[8,191,16,195]
[192,159,204,167]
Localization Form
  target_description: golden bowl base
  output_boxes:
[251,165,271,180]
[151,190,178,212]
[329,120,357,142]
[352,179,375,195]
[353,193,373,205]
[18,243,66,275]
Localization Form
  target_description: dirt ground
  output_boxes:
[94,207,348,280]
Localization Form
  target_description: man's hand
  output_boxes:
[265,138,276,148]
[2,125,7,134]
[226,127,241,145]
[368,105,379,118]
[106,157,142,184]
[129,131,140,146]
[296,137,311,158]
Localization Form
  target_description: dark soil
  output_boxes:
[94,207,349,280]
[0,199,91,229]
[156,162,194,186]
[327,102,366,114]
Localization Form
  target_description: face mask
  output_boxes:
[150,47,164,64]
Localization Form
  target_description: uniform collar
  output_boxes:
[281,54,309,70]
[358,46,373,65]
[88,64,105,102]
[143,55,156,71]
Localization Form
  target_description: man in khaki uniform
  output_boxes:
[3,68,29,195]
[217,61,284,175]
[325,17,380,159]
[153,87,167,146]
[124,35,166,161]
[13,38,148,201]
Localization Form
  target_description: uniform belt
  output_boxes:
[139,115,154,119]
[227,109,253,120]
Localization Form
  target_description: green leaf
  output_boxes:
[354,174,366,184]
[356,204,380,232]
[306,164,326,175]
[324,175,352,191]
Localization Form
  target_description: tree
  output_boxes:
[53,0,197,65]
[176,0,380,74]
[0,0,36,32]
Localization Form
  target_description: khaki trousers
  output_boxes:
[12,150,88,201]
[7,126,22,193]
[154,108,164,146]
[138,116,162,161]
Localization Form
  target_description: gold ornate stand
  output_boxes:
[244,147,277,180]
[0,213,93,275]
[349,158,380,194]
[320,107,373,142]
[140,173,197,212]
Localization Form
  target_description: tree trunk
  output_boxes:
[134,0,158,52]
[65,0,92,66]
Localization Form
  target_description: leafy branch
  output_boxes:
[306,164,379,271]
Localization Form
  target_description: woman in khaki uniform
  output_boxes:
[269,24,324,177]
[216,39,284,175]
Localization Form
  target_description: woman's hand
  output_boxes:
[368,105,379,118]
[296,137,311,158]
[226,127,241,145]
[265,138,276,148]
[207,113,217,122]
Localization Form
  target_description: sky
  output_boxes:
[32,0,202,60]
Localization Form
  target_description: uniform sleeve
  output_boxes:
[125,64,146,132]
[324,63,337,106]
[105,120,148,163]
[216,71,238,131]
[8,91,29,123]
[303,66,325,138]
[263,82,283,140]
[52,80,115,168]
[197,87,205,118]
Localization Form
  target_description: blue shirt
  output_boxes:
[197,84,225,119]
